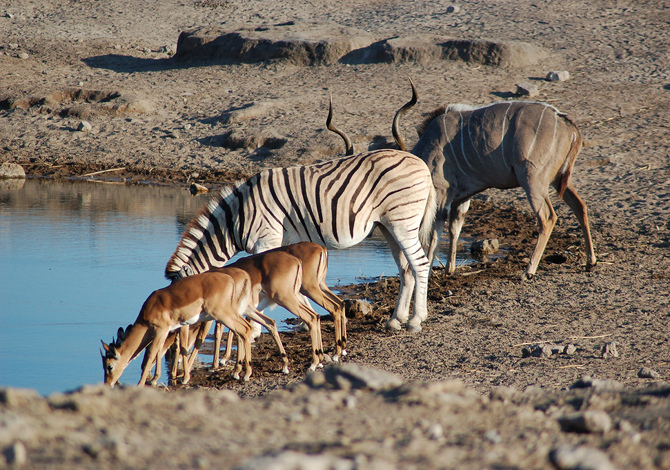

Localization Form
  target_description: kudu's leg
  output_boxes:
[524,186,558,280]
[447,199,471,274]
[560,183,597,271]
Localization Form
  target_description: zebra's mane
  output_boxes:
[164,180,246,278]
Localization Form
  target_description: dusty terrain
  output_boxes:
[1,0,670,468]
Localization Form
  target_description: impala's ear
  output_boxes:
[117,327,126,342]
[101,340,110,353]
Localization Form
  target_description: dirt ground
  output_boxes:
[2,0,670,468]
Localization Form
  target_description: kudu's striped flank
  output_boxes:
[166,149,437,332]
[394,84,596,279]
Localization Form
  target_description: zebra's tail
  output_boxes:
[420,182,438,252]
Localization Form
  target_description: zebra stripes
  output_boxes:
[166,149,437,332]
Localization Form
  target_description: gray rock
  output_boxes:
[344,299,372,318]
[470,238,500,255]
[235,451,355,470]
[638,367,661,379]
[570,376,623,391]
[547,70,570,81]
[77,120,92,132]
[0,162,26,179]
[558,410,613,434]
[601,341,619,359]
[549,445,615,470]
[176,22,375,66]
[323,363,403,391]
[515,81,540,97]
[3,441,27,466]
[564,344,577,355]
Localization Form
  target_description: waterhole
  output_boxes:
[0,178,492,394]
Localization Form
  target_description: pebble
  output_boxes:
[18,52,29,59]
[344,299,372,318]
[638,367,661,379]
[78,120,92,132]
[426,423,444,440]
[470,238,499,255]
[546,70,570,81]
[601,341,619,359]
[558,410,612,434]
[515,81,539,97]
[0,162,26,179]
[549,445,615,470]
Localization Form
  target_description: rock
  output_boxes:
[426,423,444,440]
[546,70,570,81]
[601,341,619,359]
[558,410,613,433]
[323,363,404,391]
[189,183,209,195]
[515,81,540,97]
[570,376,623,391]
[549,445,616,470]
[522,343,554,358]
[483,429,502,444]
[3,441,27,466]
[446,4,461,13]
[564,344,577,355]
[18,52,29,59]
[638,367,661,379]
[235,451,356,470]
[0,162,26,179]
[470,238,499,255]
[344,299,372,318]
[176,22,375,66]
[77,120,92,132]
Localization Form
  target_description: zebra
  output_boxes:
[166,149,437,333]
[393,82,597,280]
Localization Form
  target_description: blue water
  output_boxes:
[0,178,474,395]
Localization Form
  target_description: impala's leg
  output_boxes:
[378,225,414,331]
[139,329,169,387]
[244,307,289,374]
[523,184,558,280]
[319,285,346,358]
[179,325,192,385]
[560,183,597,271]
[186,320,212,374]
[447,199,471,273]
[213,322,225,369]
[227,317,253,381]
[143,330,176,385]
[168,332,180,383]
[220,328,235,366]
[259,291,322,370]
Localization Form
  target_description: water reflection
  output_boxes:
[0,178,485,395]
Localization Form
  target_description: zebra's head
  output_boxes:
[165,262,194,282]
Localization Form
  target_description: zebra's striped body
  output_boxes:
[407,100,596,279]
[166,149,437,332]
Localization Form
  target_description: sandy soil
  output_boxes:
[1,0,670,468]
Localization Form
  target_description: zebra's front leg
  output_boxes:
[379,227,414,331]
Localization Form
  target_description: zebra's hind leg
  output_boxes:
[378,226,414,331]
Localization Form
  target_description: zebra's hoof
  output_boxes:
[407,322,422,334]
[385,318,402,331]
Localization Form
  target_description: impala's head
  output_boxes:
[100,325,130,388]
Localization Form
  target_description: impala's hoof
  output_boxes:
[282,367,290,375]
[341,349,348,356]
[385,318,403,331]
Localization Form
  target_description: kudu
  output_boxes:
[393,81,597,280]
